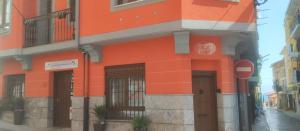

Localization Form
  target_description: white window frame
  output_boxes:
[0,0,12,35]
[110,0,164,12]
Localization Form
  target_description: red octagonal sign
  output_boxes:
[235,59,255,79]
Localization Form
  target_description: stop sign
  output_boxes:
[235,59,255,79]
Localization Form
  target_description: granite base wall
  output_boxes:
[87,95,194,131]
[22,94,241,131]
[24,97,53,128]
[217,93,240,131]
[145,95,195,131]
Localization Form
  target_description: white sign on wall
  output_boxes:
[195,42,216,55]
[45,59,78,71]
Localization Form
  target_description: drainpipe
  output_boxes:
[83,53,90,131]
[74,0,90,131]
[237,78,243,131]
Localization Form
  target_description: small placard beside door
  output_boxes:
[45,59,78,71]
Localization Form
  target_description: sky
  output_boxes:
[258,0,290,94]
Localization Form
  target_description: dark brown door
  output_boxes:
[53,71,73,128]
[192,71,218,131]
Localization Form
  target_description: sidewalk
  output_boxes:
[252,113,270,131]
[265,108,300,131]
[0,120,71,131]
[277,109,300,121]
[0,120,35,131]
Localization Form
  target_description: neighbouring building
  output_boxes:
[0,0,259,131]
[266,91,278,107]
[284,0,300,114]
[271,59,288,109]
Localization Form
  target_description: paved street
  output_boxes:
[265,108,300,131]
[252,113,269,131]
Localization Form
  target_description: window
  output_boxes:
[297,39,300,51]
[0,0,12,33]
[296,70,300,83]
[111,0,163,11]
[105,64,145,119]
[116,0,139,5]
[5,74,25,99]
[223,0,240,2]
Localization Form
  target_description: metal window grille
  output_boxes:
[105,64,145,119]
[24,8,75,47]
[5,74,25,98]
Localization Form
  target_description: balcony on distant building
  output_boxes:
[290,10,300,39]
[288,51,300,58]
[288,43,300,59]
[24,9,75,47]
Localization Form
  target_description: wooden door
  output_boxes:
[192,72,218,131]
[53,71,73,128]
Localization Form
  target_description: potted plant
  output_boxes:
[13,97,25,125]
[93,105,106,131]
[132,116,149,131]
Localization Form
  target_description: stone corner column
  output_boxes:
[71,96,84,131]
[217,56,240,131]
[145,94,195,131]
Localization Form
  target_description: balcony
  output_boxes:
[289,51,300,59]
[24,9,75,48]
[290,10,300,39]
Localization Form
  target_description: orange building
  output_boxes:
[0,0,259,131]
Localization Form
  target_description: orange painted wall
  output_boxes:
[0,35,237,97]
[88,35,237,96]
[27,50,84,97]
[189,36,236,93]
[0,0,69,51]
[80,0,256,36]
[80,0,181,36]
[182,0,256,23]
[0,0,37,50]
[0,50,84,97]
[0,59,25,97]
[219,56,236,93]
[55,0,68,11]
[0,0,256,51]
[89,36,192,96]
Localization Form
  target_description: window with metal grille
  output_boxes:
[5,74,25,98]
[0,0,12,34]
[105,64,145,119]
